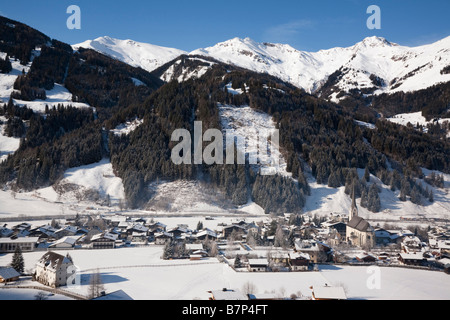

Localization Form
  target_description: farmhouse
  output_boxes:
[34,252,75,288]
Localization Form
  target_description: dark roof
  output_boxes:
[37,252,72,271]
[347,216,372,232]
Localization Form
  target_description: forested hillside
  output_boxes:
[0,16,448,215]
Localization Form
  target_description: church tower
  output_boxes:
[349,186,358,221]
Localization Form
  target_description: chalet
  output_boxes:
[401,236,424,253]
[155,232,173,245]
[0,237,39,253]
[90,232,118,249]
[294,240,332,263]
[248,259,269,272]
[311,285,347,300]
[208,288,248,300]
[0,267,21,283]
[289,254,310,271]
[355,253,377,263]
[375,228,400,245]
[34,252,75,288]
[196,229,217,241]
[148,222,167,233]
[322,221,347,238]
[222,225,246,240]
[398,252,426,266]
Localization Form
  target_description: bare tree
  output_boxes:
[88,269,105,299]
[242,281,257,295]
[34,291,48,300]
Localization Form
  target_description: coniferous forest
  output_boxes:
[0,15,449,215]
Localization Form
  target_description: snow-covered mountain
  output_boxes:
[191,36,450,100]
[74,35,450,101]
[73,36,187,72]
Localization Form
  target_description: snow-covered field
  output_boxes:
[1,247,449,300]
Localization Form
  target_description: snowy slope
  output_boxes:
[0,116,20,163]
[73,36,186,73]
[190,36,450,98]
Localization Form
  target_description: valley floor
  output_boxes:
[0,246,449,300]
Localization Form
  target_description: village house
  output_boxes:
[90,232,118,249]
[321,221,347,239]
[398,252,426,266]
[0,267,21,283]
[34,252,75,288]
[375,228,401,245]
[0,237,39,253]
[294,239,332,263]
[49,236,80,250]
[248,259,269,272]
[401,236,424,253]
[221,225,247,240]
[289,253,310,271]
[196,229,218,241]
[155,232,173,245]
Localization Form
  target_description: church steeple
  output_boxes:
[349,185,358,221]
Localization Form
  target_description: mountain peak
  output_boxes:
[357,36,394,48]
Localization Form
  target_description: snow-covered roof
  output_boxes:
[248,259,268,266]
[0,237,39,244]
[91,232,118,242]
[49,236,80,247]
[209,288,248,300]
[37,252,72,271]
[312,286,347,300]
[0,267,21,280]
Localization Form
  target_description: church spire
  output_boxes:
[349,185,358,221]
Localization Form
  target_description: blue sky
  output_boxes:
[1,0,449,51]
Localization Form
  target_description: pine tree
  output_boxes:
[367,184,381,213]
[11,246,24,274]
[364,166,370,182]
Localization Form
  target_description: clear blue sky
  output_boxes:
[1,0,449,51]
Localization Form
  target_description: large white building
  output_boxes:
[34,252,75,288]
